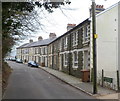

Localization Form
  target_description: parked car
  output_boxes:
[5,58,10,61]
[10,58,16,61]
[16,59,23,63]
[28,61,39,67]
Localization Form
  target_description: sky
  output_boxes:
[10,0,120,56]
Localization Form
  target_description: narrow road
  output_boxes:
[3,61,95,99]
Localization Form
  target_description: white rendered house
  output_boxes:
[90,1,120,90]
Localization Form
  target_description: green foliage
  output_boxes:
[2,1,70,58]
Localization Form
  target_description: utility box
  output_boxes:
[81,69,90,82]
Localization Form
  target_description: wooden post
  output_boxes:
[92,0,97,94]
[117,70,120,92]
[102,69,104,87]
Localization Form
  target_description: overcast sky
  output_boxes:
[33,0,120,40]
[10,0,120,56]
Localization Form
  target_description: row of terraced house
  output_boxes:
[16,2,120,90]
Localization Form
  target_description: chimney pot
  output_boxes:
[96,5,98,8]
[67,24,76,31]
[29,39,33,43]
[49,33,56,39]
[38,36,43,41]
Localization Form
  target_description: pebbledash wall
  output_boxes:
[16,2,120,90]
[93,2,120,90]
[118,1,120,88]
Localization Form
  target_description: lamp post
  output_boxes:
[91,0,97,94]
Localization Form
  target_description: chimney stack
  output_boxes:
[89,4,105,17]
[67,24,76,31]
[29,39,33,43]
[49,33,56,39]
[38,36,43,41]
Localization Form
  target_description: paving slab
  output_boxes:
[40,66,118,99]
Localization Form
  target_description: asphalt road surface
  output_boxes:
[3,61,95,99]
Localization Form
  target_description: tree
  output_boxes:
[2,1,71,58]
[2,1,71,94]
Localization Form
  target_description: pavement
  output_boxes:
[39,66,120,100]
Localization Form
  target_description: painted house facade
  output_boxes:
[94,2,120,90]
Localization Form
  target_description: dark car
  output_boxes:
[16,59,23,63]
[28,61,39,67]
[10,58,16,61]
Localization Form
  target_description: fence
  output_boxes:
[97,69,120,91]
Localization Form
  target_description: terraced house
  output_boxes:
[17,2,120,90]
[17,33,57,67]
[47,19,90,79]
[17,4,105,81]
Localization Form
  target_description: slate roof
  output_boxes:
[49,18,90,44]
[17,37,57,49]
[17,43,29,49]
[30,38,57,47]
[17,18,90,49]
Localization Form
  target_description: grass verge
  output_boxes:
[2,61,12,95]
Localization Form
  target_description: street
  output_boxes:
[3,61,95,99]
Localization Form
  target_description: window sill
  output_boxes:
[82,40,90,44]
[72,67,78,70]
[64,65,67,67]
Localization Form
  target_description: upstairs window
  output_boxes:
[41,48,44,55]
[83,25,90,43]
[35,48,37,54]
[39,48,41,54]
[73,31,78,46]
[50,45,52,54]
[64,37,68,49]
[59,41,62,51]
[45,47,47,54]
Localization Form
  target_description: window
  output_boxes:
[64,53,68,66]
[73,31,78,46]
[39,57,41,63]
[73,51,78,68]
[41,47,44,55]
[50,45,52,53]
[35,48,37,54]
[45,47,47,54]
[39,48,41,54]
[43,47,45,54]
[83,25,90,43]
[59,41,62,51]
[37,48,39,54]
[64,37,68,49]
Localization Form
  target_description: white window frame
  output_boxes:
[83,25,90,43]
[64,53,68,67]
[64,37,68,49]
[73,31,78,46]
[73,51,78,68]
[45,47,47,55]
[41,47,44,55]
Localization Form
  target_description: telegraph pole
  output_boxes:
[92,0,97,94]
